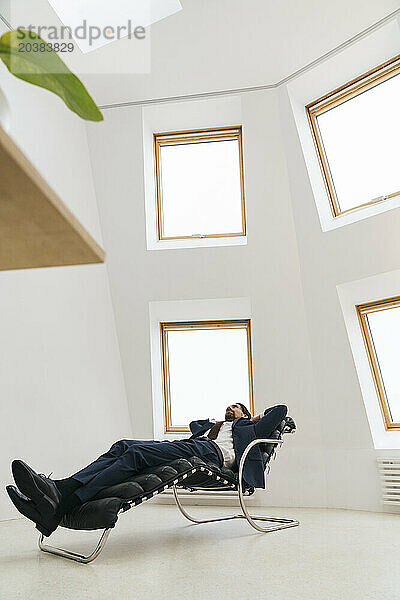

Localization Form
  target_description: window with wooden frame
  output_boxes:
[357,296,400,430]
[306,54,400,218]
[160,319,254,433]
[154,127,246,241]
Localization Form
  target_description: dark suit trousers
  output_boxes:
[72,438,221,503]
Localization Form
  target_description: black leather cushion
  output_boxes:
[182,456,239,490]
[60,417,295,532]
[59,456,234,531]
[61,497,124,530]
[60,458,200,531]
[259,428,283,458]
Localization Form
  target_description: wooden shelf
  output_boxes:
[0,126,105,270]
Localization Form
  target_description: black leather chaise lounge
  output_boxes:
[38,417,299,563]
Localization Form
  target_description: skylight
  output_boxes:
[47,0,182,53]
[307,56,400,217]
[154,127,246,241]
[357,297,400,430]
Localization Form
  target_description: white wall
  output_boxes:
[279,86,382,511]
[86,91,327,510]
[87,26,400,511]
[277,23,400,512]
[1,13,396,521]
[0,24,130,520]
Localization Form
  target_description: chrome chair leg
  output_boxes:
[237,438,299,533]
[173,438,299,534]
[173,485,245,524]
[38,527,112,564]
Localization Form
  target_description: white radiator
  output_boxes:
[377,458,400,508]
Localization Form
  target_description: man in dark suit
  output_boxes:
[7,403,289,537]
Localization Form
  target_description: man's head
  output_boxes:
[225,403,251,421]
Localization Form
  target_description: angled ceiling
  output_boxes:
[83,0,400,105]
[1,0,399,105]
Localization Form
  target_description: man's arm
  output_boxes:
[189,418,214,436]
[250,408,271,423]
[254,405,288,437]
[251,405,288,423]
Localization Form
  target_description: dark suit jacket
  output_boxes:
[189,416,266,488]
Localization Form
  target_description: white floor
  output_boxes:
[0,504,399,600]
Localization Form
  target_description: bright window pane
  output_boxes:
[166,326,251,428]
[367,307,400,423]
[317,73,400,212]
[159,138,244,238]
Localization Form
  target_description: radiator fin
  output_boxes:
[378,458,400,507]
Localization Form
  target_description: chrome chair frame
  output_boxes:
[38,527,112,564]
[37,437,298,563]
[173,438,299,533]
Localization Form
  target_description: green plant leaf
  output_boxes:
[0,30,103,122]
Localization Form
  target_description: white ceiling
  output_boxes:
[83,0,400,105]
[1,0,400,105]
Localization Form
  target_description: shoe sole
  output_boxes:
[12,459,60,504]
[11,461,59,533]
[12,460,47,504]
[6,485,54,537]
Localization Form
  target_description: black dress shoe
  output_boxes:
[12,460,60,506]
[6,485,60,537]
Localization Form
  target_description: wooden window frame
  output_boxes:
[356,296,400,431]
[154,126,246,241]
[306,54,400,218]
[160,319,254,433]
